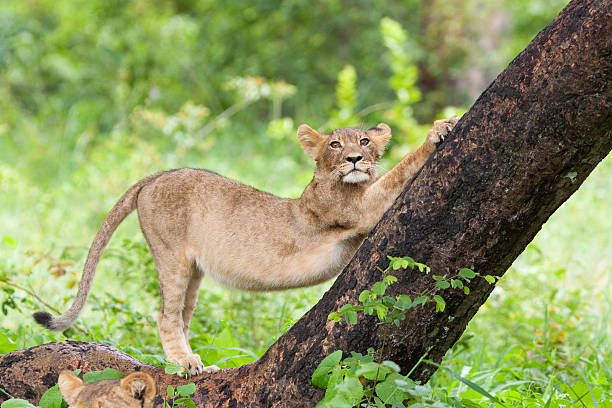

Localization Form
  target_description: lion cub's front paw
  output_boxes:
[427,116,460,147]
[171,353,219,377]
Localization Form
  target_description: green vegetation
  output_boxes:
[314,259,496,407]
[315,254,611,407]
[1,0,610,406]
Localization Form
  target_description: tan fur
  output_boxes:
[35,117,459,376]
[58,371,155,408]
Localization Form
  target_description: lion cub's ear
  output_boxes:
[120,372,156,408]
[366,123,392,157]
[58,370,84,406]
[297,124,326,160]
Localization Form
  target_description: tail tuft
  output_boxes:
[33,311,54,329]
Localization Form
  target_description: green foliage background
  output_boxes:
[0,0,610,406]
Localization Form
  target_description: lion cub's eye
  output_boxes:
[330,141,342,149]
[360,138,370,146]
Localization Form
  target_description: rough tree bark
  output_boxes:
[1,0,610,406]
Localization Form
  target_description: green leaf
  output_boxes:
[0,332,17,354]
[327,365,343,392]
[358,290,372,303]
[176,383,196,396]
[318,371,361,408]
[416,263,430,274]
[372,281,387,296]
[433,295,446,312]
[375,304,388,320]
[335,376,364,406]
[328,312,341,322]
[383,275,398,285]
[382,296,395,306]
[83,368,124,383]
[459,268,476,279]
[346,351,373,363]
[344,310,357,325]
[464,286,470,295]
[312,350,343,389]
[395,295,412,311]
[433,275,444,281]
[451,279,463,289]
[484,275,496,284]
[38,385,64,408]
[1,399,37,408]
[381,360,401,373]
[435,281,450,289]
[393,377,416,392]
[339,304,353,313]
[375,373,410,404]
[166,385,175,398]
[315,395,352,408]
[165,363,185,375]
[413,296,428,306]
[354,362,389,381]
[387,256,414,270]
[407,384,431,397]
[174,397,197,408]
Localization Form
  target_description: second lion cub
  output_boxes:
[35,117,459,376]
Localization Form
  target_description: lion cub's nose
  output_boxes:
[346,155,363,164]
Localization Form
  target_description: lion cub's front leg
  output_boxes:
[361,117,459,230]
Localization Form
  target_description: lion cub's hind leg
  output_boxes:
[181,263,220,373]
[182,263,203,353]
[144,232,207,377]
[157,258,205,376]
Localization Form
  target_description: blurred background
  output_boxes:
[0,0,610,404]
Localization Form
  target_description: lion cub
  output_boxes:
[34,117,458,376]
[58,371,156,408]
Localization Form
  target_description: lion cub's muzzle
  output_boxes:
[338,159,372,184]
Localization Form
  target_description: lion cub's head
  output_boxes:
[58,370,156,408]
[297,123,391,185]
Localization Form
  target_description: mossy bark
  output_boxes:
[1,0,610,406]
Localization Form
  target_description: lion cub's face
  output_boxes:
[297,123,391,184]
[58,370,156,408]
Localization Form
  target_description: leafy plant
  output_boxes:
[315,257,499,407]
[328,256,497,326]
[163,384,197,408]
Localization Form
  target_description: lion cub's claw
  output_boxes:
[203,365,220,374]
[172,353,219,377]
[428,116,460,147]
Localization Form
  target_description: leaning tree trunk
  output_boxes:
[1,0,610,406]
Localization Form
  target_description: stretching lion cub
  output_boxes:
[34,117,458,376]
[58,371,155,408]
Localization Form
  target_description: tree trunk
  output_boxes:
[1,0,610,406]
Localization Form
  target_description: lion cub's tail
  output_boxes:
[33,172,164,332]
